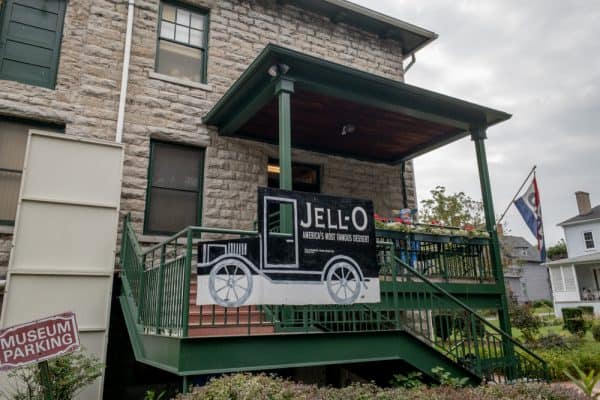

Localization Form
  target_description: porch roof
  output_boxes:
[203,44,511,165]
[545,252,600,266]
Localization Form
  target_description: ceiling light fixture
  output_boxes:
[341,124,356,136]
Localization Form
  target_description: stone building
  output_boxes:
[0,0,419,277]
[0,1,546,398]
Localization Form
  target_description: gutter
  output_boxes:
[115,0,135,143]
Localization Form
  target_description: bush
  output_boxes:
[593,324,600,342]
[176,373,587,400]
[530,333,568,350]
[5,350,103,400]
[562,308,589,337]
[577,306,594,317]
[537,341,600,381]
[510,303,541,342]
[533,299,553,308]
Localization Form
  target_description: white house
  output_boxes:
[547,191,600,316]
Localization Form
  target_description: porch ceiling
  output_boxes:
[204,44,511,165]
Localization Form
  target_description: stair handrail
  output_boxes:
[392,254,548,380]
[119,216,260,336]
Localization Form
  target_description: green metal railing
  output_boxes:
[120,217,546,382]
[120,215,261,337]
[376,229,494,283]
[268,245,547,383]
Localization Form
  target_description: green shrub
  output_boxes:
[533,299,553,308]
[510,303,541,342]
[5,350,103,400]
[390,371,424,388]
[176,373,587,400]
[531,333,568,350]
[593,324,600,342]
[578,306,594,316]
[562,308,588,336]
[564,363,600,399]
[431,367,469,388]
[537,341,600,381]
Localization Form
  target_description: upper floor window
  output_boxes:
[144,141,205,235]
[0,118,63,225]
[0,0,67,89]
[584,231,595,249]
[156,1,208,83]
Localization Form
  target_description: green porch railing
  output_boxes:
[119,217,547,383]
[271,244,547,383]
[376,229,494,283]
[120,215,262,337]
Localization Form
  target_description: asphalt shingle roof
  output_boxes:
[558,205,600,226]
[499,235,541,263]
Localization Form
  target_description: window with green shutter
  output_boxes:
[0,0,67,89]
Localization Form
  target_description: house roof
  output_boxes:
[203,44,511,165]
[545,251,600,266]
[293,0,438,57]
[499,235,541,263]
[558,205,600,226]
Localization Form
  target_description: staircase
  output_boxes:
[118,216,548,383]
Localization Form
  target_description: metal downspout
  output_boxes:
[116,0,135,143]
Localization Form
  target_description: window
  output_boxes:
[156,2,208,83]
[584,231,595,249]
[267,159,320,193]
[144,141,204,235]
[0,0,67,88]
[549,265,577,293]
[0,118,64,225]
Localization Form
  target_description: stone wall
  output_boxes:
[122,0,412,236]
[0,0,415,274]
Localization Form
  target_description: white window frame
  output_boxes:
[583,231,595,250]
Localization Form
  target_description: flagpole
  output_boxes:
[496,165,536,225]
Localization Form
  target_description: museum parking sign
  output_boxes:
[0,312,80,371]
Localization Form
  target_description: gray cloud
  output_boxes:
[351,0,600,246]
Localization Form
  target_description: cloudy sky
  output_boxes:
[351,0,600,246]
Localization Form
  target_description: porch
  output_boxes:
[119,218,546,383]
[117,44,547,387]
[547,254,600,316]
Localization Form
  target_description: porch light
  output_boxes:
[267,63,290,77]
[341,124,355,136]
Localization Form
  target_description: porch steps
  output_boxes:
[187,279,275,337]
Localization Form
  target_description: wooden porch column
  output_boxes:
[472,126,515,377]
[275,78,294,233]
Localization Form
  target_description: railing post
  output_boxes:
[138,254,146,324]
[471,126,515,379]
[155,244,166,334]
[181,229,193,337]
[391,241,400,329]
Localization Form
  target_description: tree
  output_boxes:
[419,186,484,228]
[547,239,568,260]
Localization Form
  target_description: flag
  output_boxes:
[514,177,546,262]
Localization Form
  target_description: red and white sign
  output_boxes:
[0,312,80,371]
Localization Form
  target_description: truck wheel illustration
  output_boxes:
[326,261,361,304]
[209,258,253,307]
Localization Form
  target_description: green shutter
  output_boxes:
[0,0,67,88]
